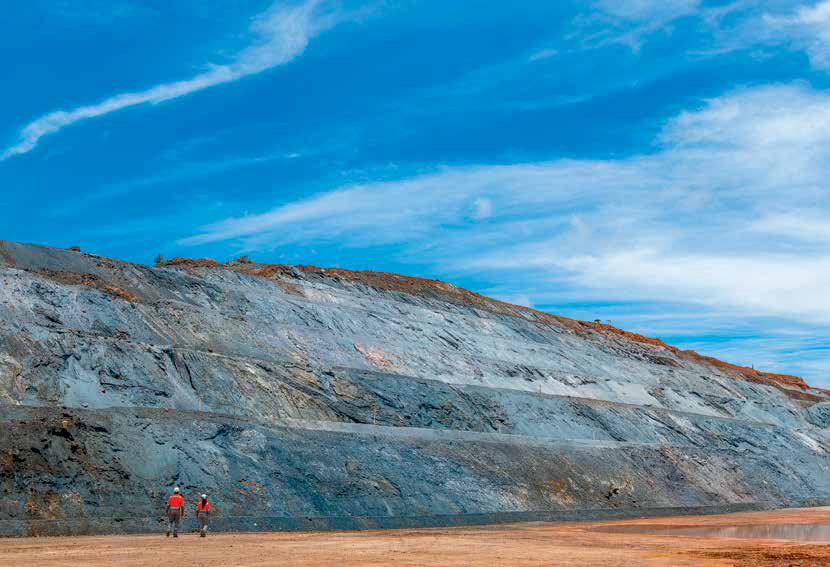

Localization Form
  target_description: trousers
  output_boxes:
[167,509,182,534]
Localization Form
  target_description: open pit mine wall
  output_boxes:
[0,240,829,536]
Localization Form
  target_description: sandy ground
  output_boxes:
[2,507,830,567]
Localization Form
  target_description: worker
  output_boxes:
[195,494,211,537]
[165,487,185,538]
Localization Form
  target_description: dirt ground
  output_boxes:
[2,507,830,567]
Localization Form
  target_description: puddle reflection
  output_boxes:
[596,523,830,543]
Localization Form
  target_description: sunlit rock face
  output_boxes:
[0,240,828,535]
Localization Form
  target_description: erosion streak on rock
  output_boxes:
[0,240,828,536]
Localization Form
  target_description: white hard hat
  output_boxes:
[201,494,207,499]
[173,487,180,493]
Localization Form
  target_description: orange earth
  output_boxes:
[2,507,830,566]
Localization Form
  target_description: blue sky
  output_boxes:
[2,0,830,385]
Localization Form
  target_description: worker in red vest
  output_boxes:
[196,493,211,537]
[165,487,185,538]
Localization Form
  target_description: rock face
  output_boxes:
[0,240,828,536]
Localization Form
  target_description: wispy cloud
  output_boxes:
[673,1,830,72]
[1,0,335,161]
[584,0,701,51]
[527,48,558,62]
[470,197,493,220]
[48,150,301,218]
[751,212,830,244]
[594,0,701,22]
[764,0,830,69]
[583,1,830,73]
[179,83,830,382]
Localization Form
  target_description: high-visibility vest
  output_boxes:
[197,501,211,512]
[167,495,184,509]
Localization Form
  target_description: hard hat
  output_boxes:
[173,487,180,493]
[201,494,207,499]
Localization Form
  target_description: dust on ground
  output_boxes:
[2,507,830,566]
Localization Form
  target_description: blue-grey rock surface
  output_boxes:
[0,240,828,536]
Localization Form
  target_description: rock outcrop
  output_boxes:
[0,240,828,536]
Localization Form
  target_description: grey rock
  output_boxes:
[0,240,828,536]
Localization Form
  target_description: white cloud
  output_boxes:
[764,0,830,70]
[751,212,830,243]
[180,83,830,335]
[1,0,334,161]
[797,0,830,25]
[558,251,830,323]
[527,48,558,62]
[595,0,701,22]
[586,0,701,50]
[584,1,830,75]
[471,198,493,220]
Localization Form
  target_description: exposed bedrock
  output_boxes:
[0,240,828,535]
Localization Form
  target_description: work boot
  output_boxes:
[173,533,178,538]
[200,531,206,538]
[166,530,170,538]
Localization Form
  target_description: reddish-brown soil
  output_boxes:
[3,507,830,566]
[33,269,137,303]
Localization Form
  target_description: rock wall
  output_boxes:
[0,240,828,536]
